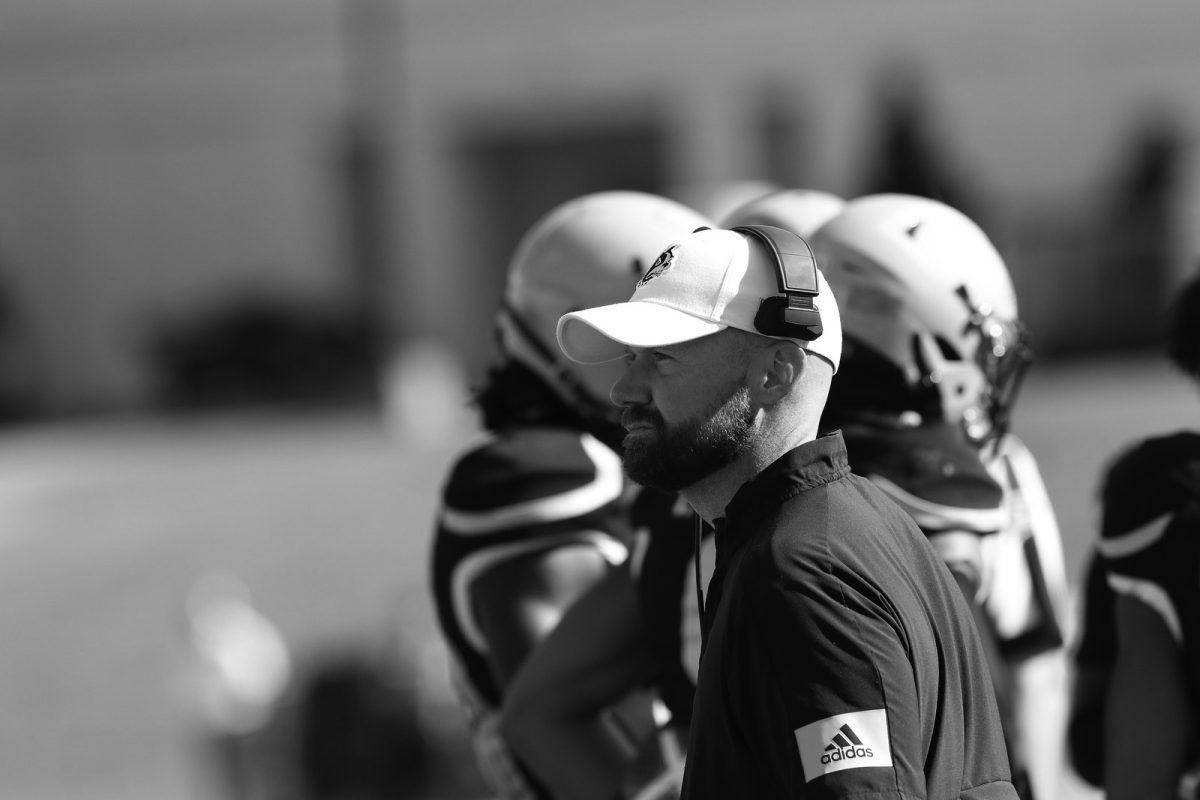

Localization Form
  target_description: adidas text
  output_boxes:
[820,746,874,765]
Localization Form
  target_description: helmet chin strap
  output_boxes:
[495,302,618,426]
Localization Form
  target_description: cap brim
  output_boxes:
[557,301,726,364]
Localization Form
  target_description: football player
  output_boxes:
[810,194,1071,800]
[430,191,711,800]
[500,189,845,800]
[1070,267,1200,800]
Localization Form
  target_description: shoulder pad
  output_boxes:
[1101,432,1200,538]
[843,421,1003,533]
[441,428,625,535]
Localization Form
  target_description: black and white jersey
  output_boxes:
[1095,431,1200,721]
[431,427,631,711]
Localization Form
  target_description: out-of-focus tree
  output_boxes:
[0,266,41,421]
[860,59,979,220]
[1096,107,1185,349]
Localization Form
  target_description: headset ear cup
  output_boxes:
[753,296,786,337]
[754,296,822,340]
[780,299,823,340]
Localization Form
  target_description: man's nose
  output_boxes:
[610,357,647,407]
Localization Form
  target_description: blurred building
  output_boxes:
[2,0,1199,413]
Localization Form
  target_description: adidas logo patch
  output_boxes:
[821,723,873,764]
[794,709,892,782]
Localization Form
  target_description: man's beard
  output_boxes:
[619,385,756,491]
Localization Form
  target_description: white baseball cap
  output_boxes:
[556,227,842,372]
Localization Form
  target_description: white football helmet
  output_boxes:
[810,194,1031,444]
[719,188,846,238]
[498,191,712,414]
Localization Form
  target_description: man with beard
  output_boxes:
[557,226,1018,799]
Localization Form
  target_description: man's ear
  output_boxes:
[748,340,806,406]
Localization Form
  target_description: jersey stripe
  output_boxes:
[992,434,1071,631]
[1096,511,1172,558]
[450,530,628,652]
[440,434,623,535]
[869,474,1007,533]
[1107,572,1183,644]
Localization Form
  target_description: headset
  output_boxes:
[731,224,824,341]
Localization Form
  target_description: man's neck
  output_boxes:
[680,453,759,524]
[681,421,815,523]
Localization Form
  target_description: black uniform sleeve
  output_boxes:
[731,572,923,799]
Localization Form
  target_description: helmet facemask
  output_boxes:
[913,285,1032,448]
[962,289,1033,448]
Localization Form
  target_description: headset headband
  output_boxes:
[732,224,824,341]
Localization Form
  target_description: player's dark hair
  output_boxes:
[473,360,624,448]
[475,360,578,430]
[1167,266,1200,381]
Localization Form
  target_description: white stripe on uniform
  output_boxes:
[441,433,624,535]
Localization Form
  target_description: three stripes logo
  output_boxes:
[820,723,874,764]
[794,708,892,782]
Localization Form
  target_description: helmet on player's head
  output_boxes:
[810,193,1031,446]
[719,188,846,238]
[497,191,712,418]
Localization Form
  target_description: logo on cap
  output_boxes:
[636,243,679,288]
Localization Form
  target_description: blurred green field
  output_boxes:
[0,353,1194,799]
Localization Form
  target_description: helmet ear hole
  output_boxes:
[933,336,962,362]
[910,334,936,377]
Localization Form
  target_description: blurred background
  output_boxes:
[1,1,1198,797]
